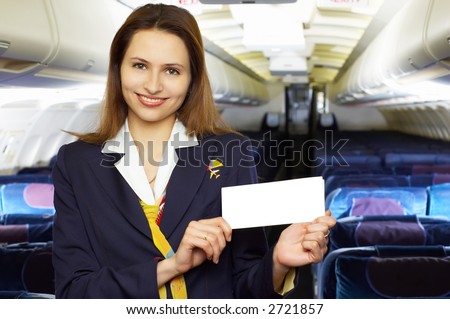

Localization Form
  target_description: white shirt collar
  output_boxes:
[102,118,198,205]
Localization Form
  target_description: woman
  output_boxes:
[52,3,335,298]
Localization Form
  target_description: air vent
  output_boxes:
[0,41,10,56]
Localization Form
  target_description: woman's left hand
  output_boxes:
[273,210,336,270]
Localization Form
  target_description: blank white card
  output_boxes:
[221,176,325,229]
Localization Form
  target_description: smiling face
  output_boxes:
[120,29,191,129]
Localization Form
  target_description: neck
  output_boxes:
[127,115,176,169]
[128,115,176,145]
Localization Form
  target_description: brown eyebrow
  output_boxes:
[130,57,186,69]
[130,57,148,63]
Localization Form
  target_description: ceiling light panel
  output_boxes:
[183,0,386,84]
[304,25,365,41]
[243,20,305,52]
[312,11,372,29]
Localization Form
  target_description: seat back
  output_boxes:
[316,154,382,176]
[329,215,450,251]
[315,215,450,297]
[385,153,450,167]
[412,164,450,174]
[427,183,450,218]
[325,174,409,197]
[0,223,53,244]
[326,187,427,219]
[0,174,52,185]
[0,242,54,294]
[0,213,54,225]
[319,246,450,298]
[321,167,393,180]
[0,291,54,299]
[0,183,55,215]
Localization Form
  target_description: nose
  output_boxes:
[144,72,163,94]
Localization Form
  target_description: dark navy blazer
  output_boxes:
[52,133,283,298]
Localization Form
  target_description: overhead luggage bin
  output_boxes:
[424,0,450,63]
[217,62,245,104]
[32,0,130,85]
[252,80,269,105]
[332,0,450,105]
[45,0,128,75]
[205,52,230,102]
[390,0,434,76]
[205,51,269,106]
[0,0,54,82]
[0,0,130,87]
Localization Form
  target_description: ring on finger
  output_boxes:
[324,230,330,239]
[202,234,208,241]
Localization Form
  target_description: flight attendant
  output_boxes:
[52,3,335,298]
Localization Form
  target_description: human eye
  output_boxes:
[166,67,180,75]
[133,63,147,70]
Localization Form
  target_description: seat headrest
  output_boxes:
[0,183,55,215]
[350,197,405,217]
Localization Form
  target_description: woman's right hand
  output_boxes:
[174,217,232,273]
[157,217,232,286]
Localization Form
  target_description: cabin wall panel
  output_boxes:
[0,100,100,172]
[331,102,388,131]
[379,103,450,141]
[220,83,284,132]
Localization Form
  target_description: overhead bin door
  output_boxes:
[392,0,434,75]
[0,0,131,87]
[0,0,54,82]
[46,0,128,75]
[205,51,269,106]
[425,0,450,63]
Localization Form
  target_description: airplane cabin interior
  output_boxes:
[0,0,450,300]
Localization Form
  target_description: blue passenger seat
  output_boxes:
[427,183,450,218]
[314,215,450,298]
[321,167,393,180]
[385,153,450,168]
[0,223,53,244]
[0,242,54,295]
[315,154,382,176]
[326,187,428,219]
[0,291,54,298]
[318,245,450,298]
[325,174,409,197]
[411,164,450,174]
[0,183,55,216]
[328,215,450,251]
[0,174,52,185]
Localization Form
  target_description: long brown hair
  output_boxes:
[76,3,234,144]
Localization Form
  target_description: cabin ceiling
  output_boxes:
[118,0,398,85]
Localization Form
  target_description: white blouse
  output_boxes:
[101,118,198,205]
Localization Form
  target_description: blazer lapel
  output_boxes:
[88,152,152,240]
[160,145,207,238]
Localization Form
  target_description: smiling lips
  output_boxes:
[137,93,166,107]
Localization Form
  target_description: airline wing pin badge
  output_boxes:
[207,159,224,179]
